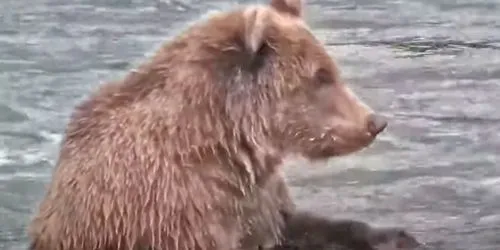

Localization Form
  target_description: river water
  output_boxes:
[0,0,499,249]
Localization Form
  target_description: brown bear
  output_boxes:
[271,211,422,250]
[27,0,388,249]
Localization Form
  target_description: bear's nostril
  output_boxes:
[367,113,388,136]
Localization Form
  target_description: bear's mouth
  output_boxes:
[324,126,378,156]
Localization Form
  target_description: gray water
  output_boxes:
[0,0,499,249]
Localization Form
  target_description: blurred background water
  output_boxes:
[0,0,499,249]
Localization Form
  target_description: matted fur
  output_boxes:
[28,0,386,250]
[271,212,422,250]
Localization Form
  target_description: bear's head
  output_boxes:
[137,0,387,162]
[227,0,388,159]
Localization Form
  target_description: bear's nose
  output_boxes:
[366,113,387,136]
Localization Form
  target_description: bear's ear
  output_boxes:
[270,0,303,18]
[243,7,270,55]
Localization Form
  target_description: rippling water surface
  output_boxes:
[1,0,499,249]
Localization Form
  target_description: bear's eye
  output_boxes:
[397,230,407,238]
[314,68,333,86]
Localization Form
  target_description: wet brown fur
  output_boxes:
[28,0,386,250]
[270,211,421,250]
